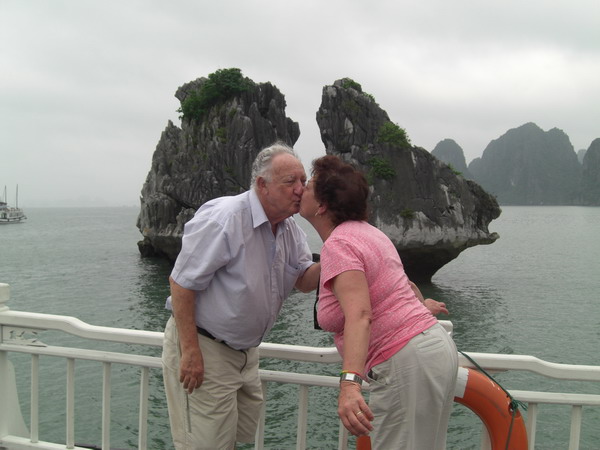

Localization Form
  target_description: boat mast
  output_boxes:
[16,184,18,208]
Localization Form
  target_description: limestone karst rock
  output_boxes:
[581,138,600,206]
[316,78,501,282]
[137,73,502,282]
[431,138,473,179]
[136,73,300,260]
[468,123,581,205]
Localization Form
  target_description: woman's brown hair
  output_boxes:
[311,155,369,226]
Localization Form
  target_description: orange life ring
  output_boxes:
[454,367,528,449]
[356,435,371,450]
[355,367,528,450]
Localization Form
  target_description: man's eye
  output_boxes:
[282,178,305,186]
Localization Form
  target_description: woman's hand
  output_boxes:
[338,382,374,436]
[423,298,449,316]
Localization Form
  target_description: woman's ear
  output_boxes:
[317,204,327,216]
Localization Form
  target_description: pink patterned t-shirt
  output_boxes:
[317,221,437,375]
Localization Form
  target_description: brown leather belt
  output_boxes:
[196,326,242,351]
[196,326,218,341]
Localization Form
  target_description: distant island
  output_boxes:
[432,123,600,206]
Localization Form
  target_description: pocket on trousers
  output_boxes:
[367,366,389,386]
[416,336,445,353]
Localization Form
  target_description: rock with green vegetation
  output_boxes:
[317,78,500,282]
[177,68,255,122]
[136,69,300,260]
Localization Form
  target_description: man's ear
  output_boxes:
[256,176,267,190]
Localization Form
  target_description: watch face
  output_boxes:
[340,372,363,385]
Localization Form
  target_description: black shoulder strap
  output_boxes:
[313,278,322,330]
[312,253,322,330]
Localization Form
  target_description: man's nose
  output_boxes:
[294,181,305,194]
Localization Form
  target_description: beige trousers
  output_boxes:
[367,323,459,450]
[162,317,262,450]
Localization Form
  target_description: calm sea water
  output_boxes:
[2,206,599,449]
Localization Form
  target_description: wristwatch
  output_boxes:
[340,372,363,386]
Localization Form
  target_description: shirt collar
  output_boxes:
[248,189,291,234]
[249,189,270,229]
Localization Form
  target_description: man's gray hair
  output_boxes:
[251,141,300,189]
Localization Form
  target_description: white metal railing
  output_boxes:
[1,282,599,450]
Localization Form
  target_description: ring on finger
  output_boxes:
[356,411,363,416]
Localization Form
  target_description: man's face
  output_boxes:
[258,153,307,224]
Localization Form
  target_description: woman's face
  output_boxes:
[299,177,319,219]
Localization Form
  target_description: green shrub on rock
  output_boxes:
[178,68,254,121]
[341,77,363,92]
[368,157,396,181]
[377,122,411,149]
[400,208,415,220]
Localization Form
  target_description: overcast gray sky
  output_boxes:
[1,0,599,207]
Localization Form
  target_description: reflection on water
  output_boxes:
[127,256,173,332]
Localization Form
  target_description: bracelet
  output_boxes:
[340,372,363,386]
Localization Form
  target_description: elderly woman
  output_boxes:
[300,155,458,450]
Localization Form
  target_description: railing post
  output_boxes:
[296,385,309,449]
[479,425,491,450]
[526,402,538,449]
[138,366,150,450]
[66,358,75,449]
[255,380,268,450]
[102,362,112,449]
[0,282,29,440]
[568,405,583,450]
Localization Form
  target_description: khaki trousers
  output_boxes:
[162,317,262,450]
[367,323,459,450]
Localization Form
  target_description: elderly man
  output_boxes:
[162,142,320,449]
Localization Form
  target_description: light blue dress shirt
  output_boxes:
[166,189,313,349]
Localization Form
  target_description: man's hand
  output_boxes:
[179,349,204,393]
[170,277,205,393]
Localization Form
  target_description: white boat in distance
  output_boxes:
[0,185,27,224]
